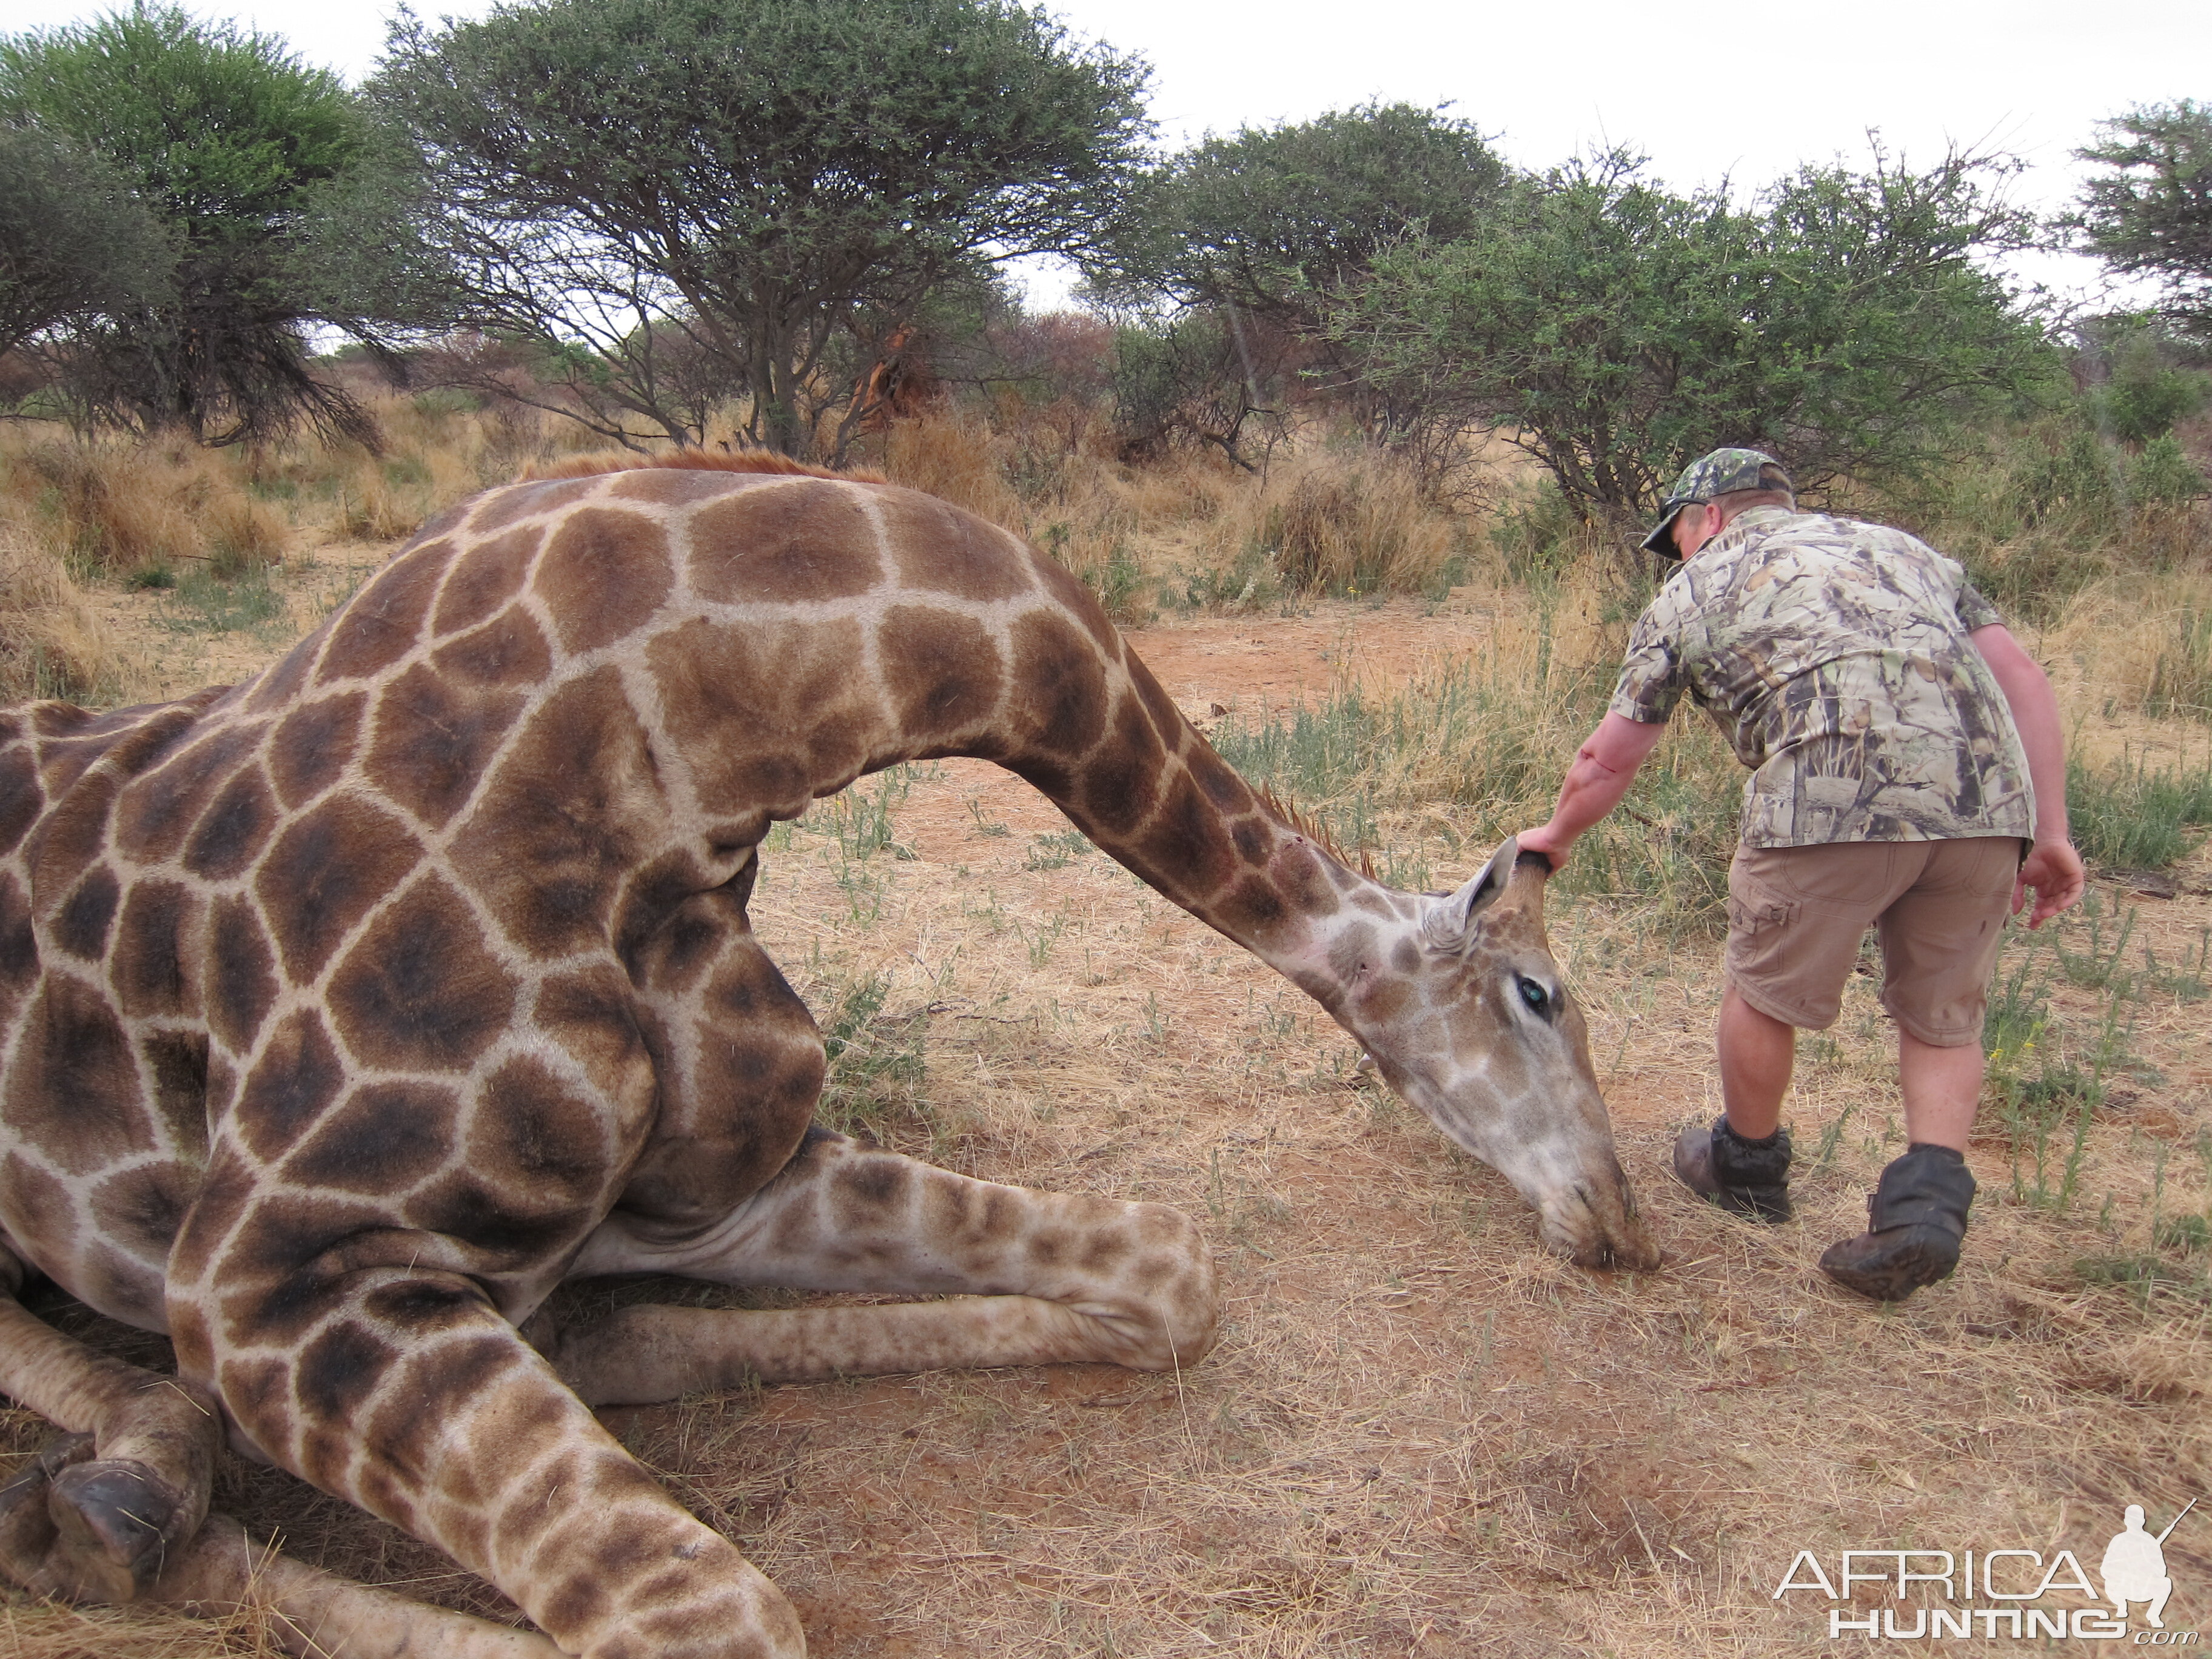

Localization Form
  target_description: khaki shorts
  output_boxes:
[1725,837,2023,1047]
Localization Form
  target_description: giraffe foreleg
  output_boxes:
[147,1512,562,1658]
[541,1131,1218,1405]
[173,1265,805,1659]
[0,1265,220,1604]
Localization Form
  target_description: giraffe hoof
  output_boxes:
[0,1433,194,1603]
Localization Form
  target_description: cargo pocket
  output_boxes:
[1725,893,1798,937]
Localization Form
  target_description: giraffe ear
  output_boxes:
[1421,836,1519,954]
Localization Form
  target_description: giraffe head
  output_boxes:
[1333,837,1658,1270]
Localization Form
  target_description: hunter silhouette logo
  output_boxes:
[2104,1500,2194,1631]
[1772,1499,2199,1640]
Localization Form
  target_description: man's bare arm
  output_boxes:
[1969,623,2085,927]
[1518,712,1669,871]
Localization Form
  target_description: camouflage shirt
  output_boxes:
[1609,506,2035,847]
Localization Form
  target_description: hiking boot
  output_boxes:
[1672,1116,1793,1223]
[1819,1144,1976,1302]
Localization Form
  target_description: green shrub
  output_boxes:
[2066,751,2212,868]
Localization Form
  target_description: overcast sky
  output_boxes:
[11,0,2205,310]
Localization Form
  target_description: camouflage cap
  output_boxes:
[1640,447,1791,555]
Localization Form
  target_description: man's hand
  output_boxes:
[1517,713,1667,877]
[2015,837,2086,928]
[1517,822,1570,873]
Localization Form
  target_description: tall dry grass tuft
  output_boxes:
[1198,446,1461,597]
[0,517,139,703]
[874,403,1474,618]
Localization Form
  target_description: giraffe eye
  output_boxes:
[1517,977,1552,1016]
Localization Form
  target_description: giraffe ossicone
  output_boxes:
[0,452,1655,1657]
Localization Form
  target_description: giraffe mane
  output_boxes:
[1255,783,1375,878]
[521,447,888,485]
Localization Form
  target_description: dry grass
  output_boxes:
[0,517,141,704]
[2,406,2208,1655]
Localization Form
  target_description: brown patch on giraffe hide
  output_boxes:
[241,632,320,714]
[4,974,146,1175]
[369,662,527,829]
[451,669,657,959]
[1134,768,1239,904]
[89,1160,191,1264]
[1188,740,1254,816]
[214,1352,288,1443]
[406,1167,592,1267]
[296,1322,400,1463]
[1356,975,1414,1025]
[0,742,39,858]
[79,1238,165,1327]
[166,1142,256,1285]
[52,863,119,960]
[315,550,441,683]
[623,1001,820,1222]
[28,776,125,904]
[0,872,36,1028]
[327,876,518,1074]
[535,507,674,655]
[287,1079,458,1195]
[1125,652,1190,751]
[257,796,424,983]
[404,497,475,549]
[234,1011,347,1162]
[1216,873,1290,939]
[114,722,258,865]
[465,1055,612,1212]
[1028,555,1120,655]
[206,893,279,1053]
[646,615,876,814]
[433,525,542,636]
[113,882,199,1018]
[1078,692,1167,836]
[993,609,1108,766]
[268,692,364,811]
[182,765,279,882]
[921,1170,1018,1259]
[0,1153,72,1250]
[1272,840,1343,917]
[878,491,1033,602]
[468,476,600,536]
[687,479,882,605]
[614,859,726,990]
[525,447,883,485]
[877,605,1002,740]
[432,605,553,689]
[535,965,653,1099]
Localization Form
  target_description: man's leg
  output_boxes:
[1897,1029,1983,1151]
[1675,845,1896,1224]
[1820,838,2016,1301]
[1718,985,1796,1138]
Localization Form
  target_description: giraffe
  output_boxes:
[0,451,1658,1657]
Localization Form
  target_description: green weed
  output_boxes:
[1024,828,1093,871]
[153,566,286,637]
[2066,750,2212,868]
[815,970,932,1147]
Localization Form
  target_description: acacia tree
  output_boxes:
[1100,102,1507,332]
[2077,101,2212,337]
[0,125,172,367]
[0,8,436,446]
[1332,149,2052,518]
[376,0,1150,457]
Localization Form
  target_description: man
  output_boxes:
[1518,448,2085,1301]
[2099,1504,2176,1629]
